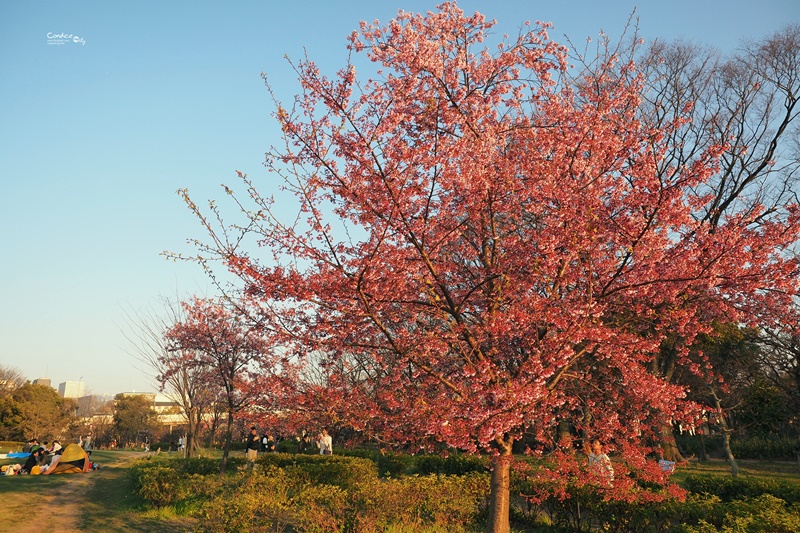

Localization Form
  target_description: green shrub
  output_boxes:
[411,453,488,476]
[276,438,298,453]
[256,452,378,491]
[194,467,299,533]
[128,462,205,507]
[180,456,224,475]
[293,483,349,533]
[343,448,415,477]
[588,493,679,533]
[192,464,487,533]
[675,494,726,529]
[513,460,687,533]
[730,436,800,460]
[677,494,800,533]
[681,474,800,504]
[352,472,489,532]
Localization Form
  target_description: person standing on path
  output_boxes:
[317,429,333,455]
[245,426,260,466]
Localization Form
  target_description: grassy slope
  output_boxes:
[0,450,195,532]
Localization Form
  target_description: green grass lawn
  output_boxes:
[0,449,193,532]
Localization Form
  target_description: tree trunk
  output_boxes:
[219,410,233,475]
[699,432,708,461]
[721,429,739,478]
[659,422,686,462]
[710,392,738,477]
[185,406,199,459]
[206,410,221,447]
[487,436,514,533]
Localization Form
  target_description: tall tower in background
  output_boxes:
[58,380,85,398]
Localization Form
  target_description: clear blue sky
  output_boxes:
[1,0,797,396]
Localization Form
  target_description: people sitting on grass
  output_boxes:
[2,464,21,475]
[20,447,48,474]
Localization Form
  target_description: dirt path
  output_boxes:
[12,469,95,532]
[4,451,142,533]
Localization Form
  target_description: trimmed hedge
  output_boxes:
[681,474,800,504]
[255,452,378,491]
[127,450,800,532]
[342,448,415,477]
[341,448,488,477]
[0,441,24,453]
[127,454,246,506]
[676,434,800,460]
[411,454,488,476]
[129,452,488,532]
[676,494,800,533]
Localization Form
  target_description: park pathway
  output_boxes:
[11,466,95,533]
[6,451,138,533]
[4,451,191,533]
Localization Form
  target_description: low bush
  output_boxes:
[293,483,349,532]
[523,472,800,532]
[128,459,207,507]
[256,452,378,491]
[276,438,298,453]
[676,434,800,460]
[181,456,227,475]
[352,472,489,532]
[193,465,487,532]
[412,453,488,476]
[149,441,171,451]
[343,448,415,477]
[195,467,299,533]
[676,494,800,533]
[730,436,800,460]
[343,449,488,477]
[529,483,682,533]
[127,449,800,532]
[128,454,248,507]
[131,451,488,532]
[681,474,800,504]
[0,441,24,453]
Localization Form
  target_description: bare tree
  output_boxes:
[638,24,800,228]
[756,323,800,414]
[121,298,220,458]
[632,25,800,461]
[0,365,27,395]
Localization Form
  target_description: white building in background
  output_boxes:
[32,377,52,388]
[117,391,185,425]
[58,380,85,398]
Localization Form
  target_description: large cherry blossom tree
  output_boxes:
[179,4,800,531]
